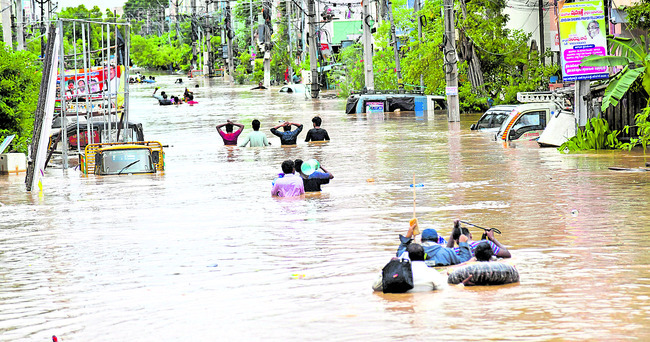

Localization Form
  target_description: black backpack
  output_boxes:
[381,257,414,293]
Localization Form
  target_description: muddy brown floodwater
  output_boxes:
[1,76,649,341]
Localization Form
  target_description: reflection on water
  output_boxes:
[1,77,650,341]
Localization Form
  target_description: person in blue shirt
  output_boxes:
[294,159,334,192]
[397,221,472,267]
[270,121,303,146]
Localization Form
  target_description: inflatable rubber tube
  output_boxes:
[447,262,519,286]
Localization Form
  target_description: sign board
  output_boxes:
[559,0,608,81]
[366,101,385,114]
[445,86,458,96]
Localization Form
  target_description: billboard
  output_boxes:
[558,0,608,81]
[56,65,126,108]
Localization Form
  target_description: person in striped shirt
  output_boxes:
[447,220,511,259]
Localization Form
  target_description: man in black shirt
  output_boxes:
[305,116,330,142]
[294,159,334,192]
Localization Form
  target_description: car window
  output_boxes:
[477,114,494,128]
[494,113,508,125]
[509,110,547,140]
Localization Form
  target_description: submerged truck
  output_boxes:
[80,141,164,176]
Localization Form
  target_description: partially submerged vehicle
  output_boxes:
[81,141,164,176]
[345,92,446,115]
[495,101,566,142]
[470,105,517,132]
[278,84,307,93]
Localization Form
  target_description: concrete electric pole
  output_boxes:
[2,0,13,47]
[308,0,319,98]
[361,0,374,93]
[386,0,404,93]
[443,0,460,122]
[414,0,423,90]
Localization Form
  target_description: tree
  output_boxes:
[0,44,42,154]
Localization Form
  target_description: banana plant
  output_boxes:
[579,35,650,111]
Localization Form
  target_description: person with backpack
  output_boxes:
[397,220,472,267]
[372,243,448,293]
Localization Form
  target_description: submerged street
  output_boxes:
[1,76,650,340]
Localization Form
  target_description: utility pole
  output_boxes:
[2,0,13,48]
[307,0,319,98]
[225,0,234,82]
[414,0,423,90]
[16,0,24,50]
[249,0,254,56]
[386,0,404,93]
[361,0,374,92]
[191,0,198,72]
[538,0,545,66]
[443,0,460,121]
[262,0,271,87]
[287,0,293,83]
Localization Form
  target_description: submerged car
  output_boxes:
[495,102,564,142]
[278,84,307,93]
[81,141,165,176]
[470,105,517,132]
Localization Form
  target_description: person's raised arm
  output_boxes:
[233,122,245,132]
[272,122,288,130]
[396,222,415,257]
[485,229,511,258]
[215,122,227,132]
[456,234,472,263]
[447,221,459,248]
[320,166,334,179]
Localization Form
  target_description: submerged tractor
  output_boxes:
[80,141,164,176]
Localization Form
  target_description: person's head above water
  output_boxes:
[406,243,425,261]
[421,229,438,243]
[281,160,295,174]
[225,123,234,133]
[252,119,261,131]
[283,122,292,132]
[294,159,304,173]
[312,116,322,127]
[475,241,494,261]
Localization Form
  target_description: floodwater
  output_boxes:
[1,76,650,341]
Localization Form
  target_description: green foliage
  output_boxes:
[580,36,650,111]
[401,0,445,94]
[0,44,42,154]
[457,0,559,111]
[130,33,191,70]
[619,106,650,151]
[559,117,621,152]
[123,0,169,21]
[622,0,650,31]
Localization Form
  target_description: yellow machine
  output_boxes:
[81,141,164,176]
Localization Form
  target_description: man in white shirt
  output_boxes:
[372,243,448,292]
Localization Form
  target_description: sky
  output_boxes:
[56,0,127,12]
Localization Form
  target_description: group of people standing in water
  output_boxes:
[212,116,333,197]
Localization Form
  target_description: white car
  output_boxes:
[470,105,517,132]
[495,102,565,142]
[278,84,307,93]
